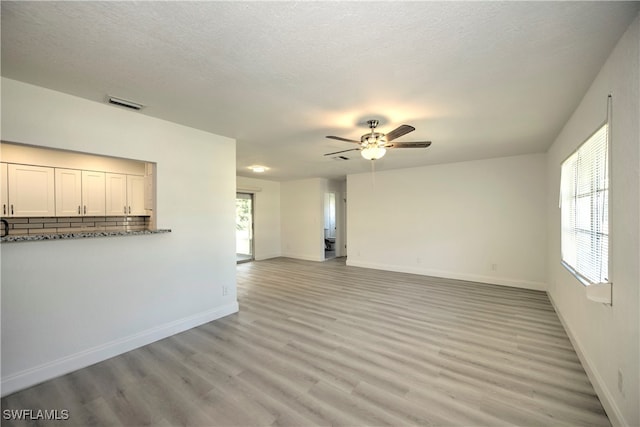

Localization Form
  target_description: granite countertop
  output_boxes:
[1,229,171,243]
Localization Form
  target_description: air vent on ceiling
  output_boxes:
[107,96,144,111]
[331,156,350,161]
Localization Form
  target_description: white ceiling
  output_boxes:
[2,1,638,181]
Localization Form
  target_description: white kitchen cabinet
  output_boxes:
[1,163,8,217]
[55,169,106,216]
[105,173,127,216]
[127,175,145,215]
[55,168,82,216]
[82,171,106,216]
[105,173,146,216]
[8,164,56,217]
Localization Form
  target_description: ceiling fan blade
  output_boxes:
[386,141,432,149]
[324,148,361,156]
[385,124,415,142]
[326,136,360,143]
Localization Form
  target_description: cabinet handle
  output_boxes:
[11,205,13,215]
[84,205,87,215]
[3,204,6,215]
[128,206,131,214]
[124,206,127,215]
[78,206,81,214]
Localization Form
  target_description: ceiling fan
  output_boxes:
[325,119,432,160]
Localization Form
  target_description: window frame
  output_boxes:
[559,121,610,287]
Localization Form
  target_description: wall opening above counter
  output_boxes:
[1,141,159,239]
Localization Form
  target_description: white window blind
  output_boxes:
[560,123,609,285]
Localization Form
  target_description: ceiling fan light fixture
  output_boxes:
[361,146,386,160]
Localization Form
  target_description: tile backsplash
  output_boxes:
[1,216,150,235]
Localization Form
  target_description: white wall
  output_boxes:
[280,178,346,262]
[347,154,547,290]
[0,142,146,175]
[281,178,325,261]
[237,176,281,260]
[546,16,639,427]
[0,78,238,395]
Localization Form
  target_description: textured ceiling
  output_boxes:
[2,1,638,181]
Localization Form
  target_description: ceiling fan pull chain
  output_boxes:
[371,159,376,186]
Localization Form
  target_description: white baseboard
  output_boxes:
[255,253,281,261]
[1,301,239,397]
[547,294,626,427]
[281,252,324,262]
[345,259,547,291]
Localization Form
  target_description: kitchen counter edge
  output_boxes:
[1,229,172,243]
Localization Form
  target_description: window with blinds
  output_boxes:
[560,123,609,285]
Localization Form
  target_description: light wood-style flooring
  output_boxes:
[2,257,610,426]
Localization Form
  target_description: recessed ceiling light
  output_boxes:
[248,165,269,173]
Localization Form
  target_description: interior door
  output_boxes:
[236,193,254,263]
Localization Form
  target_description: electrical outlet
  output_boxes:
[491,263,498,271]
[416,257,421,265]
[222,286,229,296]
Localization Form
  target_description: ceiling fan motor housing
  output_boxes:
[361,132,386,147]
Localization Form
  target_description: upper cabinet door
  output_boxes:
[82,171,106,216]
[127,175,146,215]
[8,164,56,217]
[105,173,127,216]
[55,168,82,216]
[1,163,8,217]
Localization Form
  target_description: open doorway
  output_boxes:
[236,193,254,263]
[324,192,336,259]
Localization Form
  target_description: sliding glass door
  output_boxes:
[236,193,254,263]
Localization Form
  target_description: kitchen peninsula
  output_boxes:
[1,142,162,241]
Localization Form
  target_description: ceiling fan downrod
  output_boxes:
[363,119,384,146]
